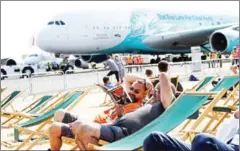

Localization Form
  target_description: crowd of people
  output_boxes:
[46,58,239,151]
[205,52,222,68]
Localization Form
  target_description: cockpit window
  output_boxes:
[60,20,65,25]
[48,21,54,25]
[55,21,60,25]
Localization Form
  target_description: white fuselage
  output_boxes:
[36,10,238,55]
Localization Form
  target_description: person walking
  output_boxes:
[114,55,125,83]
[104,55,120,83]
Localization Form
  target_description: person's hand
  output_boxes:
[69,120,82,135]
[234,110,239,119]
[115,104,124,116]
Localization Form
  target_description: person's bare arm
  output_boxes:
[124,74,151,91]
[159,72,174,109]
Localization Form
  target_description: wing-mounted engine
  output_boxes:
[209,26,239,53]
[80,54,108,63]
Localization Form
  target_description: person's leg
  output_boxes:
[70,120,101,150]
[159,72,174,109]
[114,71,120,82]
[72,120,128,150]
[143,132,191,151]
[54,109,79,123]
[192,133,236,151]
[48,122,75,150]
[107,71,114,76]
[48,110,79,150]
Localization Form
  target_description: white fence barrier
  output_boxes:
[1,58,234,95]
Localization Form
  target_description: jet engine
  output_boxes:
[80,54,108,63]
[209,27,239,53]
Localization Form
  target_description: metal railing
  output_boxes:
[1,58,234,95]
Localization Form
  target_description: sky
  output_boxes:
[1,1,239,61]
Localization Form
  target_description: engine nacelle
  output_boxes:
[74,59,89,69]
[80,54,108,63]
[209,28,239,53]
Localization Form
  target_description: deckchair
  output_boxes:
[1,95,53,126]
[180,75,239,122]
[190,76,216,91]
[210,75,239,92]
[95,83,117,106]
[1,91,72,127]
[3,88,91,150]
[1,90,24,111]
[87,92,212,150]
[179,80,239,142]
[150,75,179,88]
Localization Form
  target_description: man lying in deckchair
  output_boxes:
[47,74,156,150]
[143,109,239,151]
[64,72,175,151]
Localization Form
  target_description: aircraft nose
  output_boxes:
[36,27,56,52]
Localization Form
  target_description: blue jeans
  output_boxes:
[143,132,239,151]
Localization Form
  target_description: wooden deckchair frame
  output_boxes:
[190,75,219,91]
[1,90,25,112]
[178,74,240,136]
[2,87,92,150]
[179,85,239,142]
[1,93,61,126]
[1,91,72,127]
[95,83,120,106]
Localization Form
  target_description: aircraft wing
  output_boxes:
[143,23,239,51]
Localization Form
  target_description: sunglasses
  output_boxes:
[130,86,140,94]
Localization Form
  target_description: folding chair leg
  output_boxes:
[25,136,43,150]
[14,122,48,150]
[70,145,78,151]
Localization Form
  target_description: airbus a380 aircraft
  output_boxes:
[36,10,239,68]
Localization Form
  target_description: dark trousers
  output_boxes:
[232,59,239,65]
[128,64,132,73]
[143,132,238,151]
[107,71,119,82]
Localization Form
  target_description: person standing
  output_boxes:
[104,55,120,83]
[218,52,222,68]
[232,47,238,65]
[114,55,125,83]
[132,56,138,72]
[127,55,133,73]
[206,53,211,68]
[210,52,216,68]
